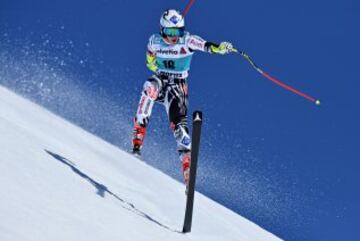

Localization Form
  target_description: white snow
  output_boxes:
[0,85,282,241]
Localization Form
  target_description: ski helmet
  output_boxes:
[160,9,185,38]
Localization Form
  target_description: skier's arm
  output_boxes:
[146,36,158,73]
[187,35,233,54]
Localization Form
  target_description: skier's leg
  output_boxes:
[164,79,191,185]
[132,76,163,154]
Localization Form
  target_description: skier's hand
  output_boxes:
[210,42,234,55]
[219,42,234,54]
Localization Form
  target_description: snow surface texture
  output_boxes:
[0,86,282,240]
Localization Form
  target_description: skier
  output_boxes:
[132,9,233,187]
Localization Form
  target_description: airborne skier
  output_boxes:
[132,9,233,187]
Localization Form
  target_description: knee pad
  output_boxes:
[143,75,163,100]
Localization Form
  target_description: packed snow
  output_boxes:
[0,85,282,241]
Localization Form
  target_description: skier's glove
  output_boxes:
[210,42,234,55]
[146,52,158,72]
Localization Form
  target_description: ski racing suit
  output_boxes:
[133,31,232,177]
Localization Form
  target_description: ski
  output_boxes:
[182,111,203,233]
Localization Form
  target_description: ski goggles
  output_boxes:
[162,27,185,37]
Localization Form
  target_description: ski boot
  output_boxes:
[132,122,146,157]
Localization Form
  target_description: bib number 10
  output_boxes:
[163,60,175,70]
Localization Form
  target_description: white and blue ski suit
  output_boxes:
[134,31,227,157]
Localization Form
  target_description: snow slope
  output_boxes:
[0,85,282,241]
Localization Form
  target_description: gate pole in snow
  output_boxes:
[183,111,203,233]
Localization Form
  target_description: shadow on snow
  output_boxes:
[45,150,181,233]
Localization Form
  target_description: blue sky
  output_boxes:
[1,0,359,240]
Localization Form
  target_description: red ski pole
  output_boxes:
[231,48,320,105]
[182,0,196,17]
[180,1,319,105]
